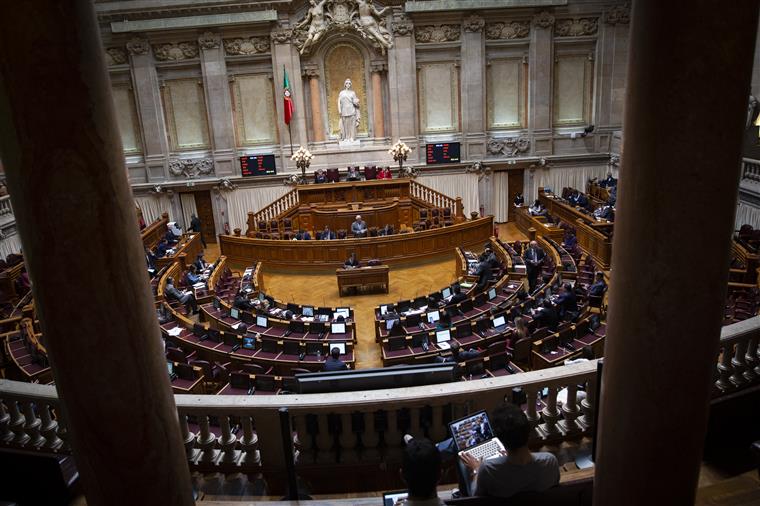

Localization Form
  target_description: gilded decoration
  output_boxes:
[325,43,368,138]
[224,37,271,55]
[105,48,127,65]
[555,18,598,36]
[153,41,199,61]
[605,4,630,25]
[415,24,460,43]
[485,21,530,40]
[292,0,393,54]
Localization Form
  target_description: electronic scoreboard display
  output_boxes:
[426,142,461,164]
[240,155,277,176]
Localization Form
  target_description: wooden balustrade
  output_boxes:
[409,180,465,221]
[1,316,758,492]
[741,158,760,184]
[248,189,299,234]
[0,195,14,228]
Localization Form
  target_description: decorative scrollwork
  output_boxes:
[152,42,199,61]
[555,18,598,37]
[105,48,127,65]
[126,37,150,56]
[415,24,460,43]
[605,4,630,25]
[168,158,215,179]
[465,160,492,181]
[198,31,221,49]
[532,11,555,29]
[485,21,530,40]
[270,29,293,45]
[487,137,530,157]
[224,36,271,55]
[463,14,485,33]
[392,12,414,36]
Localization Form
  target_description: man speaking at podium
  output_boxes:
[351,214,367,237]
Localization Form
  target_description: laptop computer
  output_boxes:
[435,329,451,349]
[449,410,505,462]
[382,490,409,506]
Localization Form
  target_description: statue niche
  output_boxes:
[324,43,368,139]
[293,0,393,55]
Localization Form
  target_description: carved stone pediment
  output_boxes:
[168,158,215,178]
[487,137,530,157]
[152,41,199,61]
[532,11,555,29]
[463,14,485,33]
[392,12,413,36]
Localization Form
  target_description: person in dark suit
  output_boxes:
[529,200,547,217]
[320,225,336,240]
[588,272,607,296]
[155,239,169,258]
[315,169,327,183]
[513,192,524,207]
[600,173,617,188]
[576,192,589,207]
[185,265,201,286]
[594,204,614,220]
[475,260,492,292]
[451,342,480,361]
[301,229,312,240]
[234,290,255,311]
[189,214,206,248]
[145,246,157,277]
[344,252,360,268]
[323,347,348,371]
[193,253,207,272]
[532,299,559,331]
[554,283,578,319]
[165,277,199,315]
[524,241,546,292]
[449,285,467,305]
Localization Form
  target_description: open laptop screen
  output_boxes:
[492,315,506,328]
[435,329,451,343]
[302,306,314,317]
[331,322,346,334]
[427,310,440,324]
[329,342,346,354]
[383,490,409,506]
[230,307,240,320]
[449,410,494,451]
[256,315,268,328]
[380,304,388,315]
[441,287,452,299]
[335,307,350,319]
[242,337,255,350]
[488,287,497,300]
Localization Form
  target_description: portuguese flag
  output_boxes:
[283,66,294,125]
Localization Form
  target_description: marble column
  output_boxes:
[388,12,419,158]
[271,27,308,165]
[528,11,555,156]
[302,64,325,143]
[126,36,170,181]
[198,31,236,176]
[370,61,387,140]
[594,2,759,505]
[461,14,486,159]
[0,2,194,505]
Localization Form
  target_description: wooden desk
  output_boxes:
[141,215,169,249]
[337,265,389,295]
[156,232,203,270]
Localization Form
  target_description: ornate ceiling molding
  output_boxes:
[485,21,530,40]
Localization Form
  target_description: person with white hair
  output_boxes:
[351,214,367,237]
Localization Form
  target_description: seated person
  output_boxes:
[378,166,393,179]
[184,265,201,286]
[460,403,559,498]
[347,166,360,181]
[300,229,312,240]
[513,192,524,207]
[593,203,614,220]
[165,221,182,244]
[193,253,207,272]
[567,190,579,206]
[351,214,368,237]
[449,285,468,305]
[563,231,578,251]
[528,200,547,217]
[323,346,348,371]
[164,277,199,315]
[145,246,157,277]
[576,192,589,207]
[315,169,327,183]
[531,299,559,331]
[608,185,618,206]
[319,225,336,240]
[480,246,499,269]
[475,260,492,292]
[588,272,607,296]
[451,342,480,362]
[554,283,578,319]
[155,239,169,258]
[344,252,360,268]
[234,290,255,311]
[599,172,617,188]
[400,438,445,506]
[436,310,453,330]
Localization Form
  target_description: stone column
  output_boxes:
[198,31,236,176]
[594,3,759,505]
[528,11,555,156]
[594,5,630,151]
[0,3,194,505]
[370,61,387,140]
[302,64,325,143]
[271,27,308,165]
[461,14,486,159]
[388,12,419,157]
[126,36,170,181]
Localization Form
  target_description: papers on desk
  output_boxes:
[402,306,427,316]
[193,282,206,290]
[460,282,474,289]
[244,268,254,276]
[437,341,451,350]
[167,327,182,337]
[231,322,241,329]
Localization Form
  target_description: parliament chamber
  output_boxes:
[0,1,760,505]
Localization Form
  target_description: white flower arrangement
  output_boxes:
[388,141,411,162]
[290,146,313,167]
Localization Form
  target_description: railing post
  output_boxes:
[524,387,540,429]
[559,384,581,435]
[746,337,760,379]
[716,344,735,391]
[177,411,199,462]
[0,400,14,443]
[218,415,241,465]
[39,402,62,450]
[730,340,749,387]
[578,375,596,431]
[7,400,29,446]
[196,415,218,463]
[240,415,261,465]
[538,386,561,438]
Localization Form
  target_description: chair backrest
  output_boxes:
[242,363,266,375]
[388,335,407,351]
[514,338,532,363]
[283,340,301,355]
[337,229,347,239]
[269,220,279,231]
[420,209,428,219]
[326,168,340,182]
[166,347,188,364]
[229,371,252,390]
[175,362,196,381]
[258,221,267,231]
[255,374,276,392]
[190,359,212,378]
[364,166,377,180]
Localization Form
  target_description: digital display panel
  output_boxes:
[426,143,461,164]
[240,155,277,176]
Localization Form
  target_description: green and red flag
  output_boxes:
[283,66,294,125]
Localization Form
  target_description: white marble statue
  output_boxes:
[295,0,329,55]
[338,78,361,142]
[356,0,392,49]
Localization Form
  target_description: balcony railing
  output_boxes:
[1,316,758,480]
[0,195,14,228]
[741,158,760,184]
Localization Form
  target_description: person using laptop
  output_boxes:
[323,346,348,371]
[397,438,445,506]
[460,403,559,498]
[448,285,467,305]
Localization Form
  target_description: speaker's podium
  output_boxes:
[336,265,389,296]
